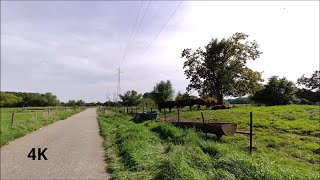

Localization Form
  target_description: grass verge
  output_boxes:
[97,108,319,180]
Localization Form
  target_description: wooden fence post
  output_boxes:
[250,112,253,154]
[178,108,180,122]
[201,112,207,137]
[36,111,38,119]
[164,109,167,121]
[48,109,50,118]
[11,112,15,128]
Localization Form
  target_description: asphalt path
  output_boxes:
[1,108,109,180]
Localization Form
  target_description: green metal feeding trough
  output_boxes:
[140,110,159,120]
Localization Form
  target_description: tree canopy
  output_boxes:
[175,91,197,100]
[119,90,142,106]
[251,76,297,106]
[297,70,319,90]
[181,32,263,104]
[0,91,60,107]
[295,70,320,104]
[139,98,156,109]
[151,80,174,104]
[0,92,23,107]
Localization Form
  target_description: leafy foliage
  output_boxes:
[119,90,142,106]
[295,89,320,104]
[139,98,156,109]
[75,99,85,106]
[251,76,297,106]
[226,97,253,104]
[142,92,154,99]
[297,70,320,90]
[65,100,76,106]
[0,92,23,107]
[295,70,320,105]
[151,80,174,103]
[181,32,263,104]
[175,91,197,100]
[0,91,59,107]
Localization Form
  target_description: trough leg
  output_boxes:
[216,134,223,141]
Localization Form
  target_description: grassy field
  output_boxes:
[0,107,86,147]
[97,105,319,180]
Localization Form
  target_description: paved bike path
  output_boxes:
[1,108,109,179]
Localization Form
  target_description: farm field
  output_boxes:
[97,105,319,180]
[0,107,86,147]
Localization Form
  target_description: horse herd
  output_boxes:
[158,98,230,112]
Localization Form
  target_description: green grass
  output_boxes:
[162,105,319,136]
[97,105,319,180]
[0,107,85,147]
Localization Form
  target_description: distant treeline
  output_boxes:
[226,97,253,104]
[0,91,112,108]
[0,91,60,107]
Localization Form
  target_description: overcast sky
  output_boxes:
[1,1,319,102]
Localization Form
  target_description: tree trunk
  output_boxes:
[216,92,223,105]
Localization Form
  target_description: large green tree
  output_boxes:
[251,76,297,106]
[181,32,263,104]
[151,80,174,104]
[297,70,319,90]
[119,90,142,106]
[44,92,60,106]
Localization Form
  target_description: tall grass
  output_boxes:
[97,108,319,180]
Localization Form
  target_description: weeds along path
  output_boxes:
[1,108,109,179]
[97,109,319,180]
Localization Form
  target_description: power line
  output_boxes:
[143,1,183,54]
[131,0,151,43]
[120,1,144,66]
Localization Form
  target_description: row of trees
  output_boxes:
[118,70,319,108]
[0,92,60,107]
[251,72,319,105]
[0,92,105,108]
[118,80,175,108]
